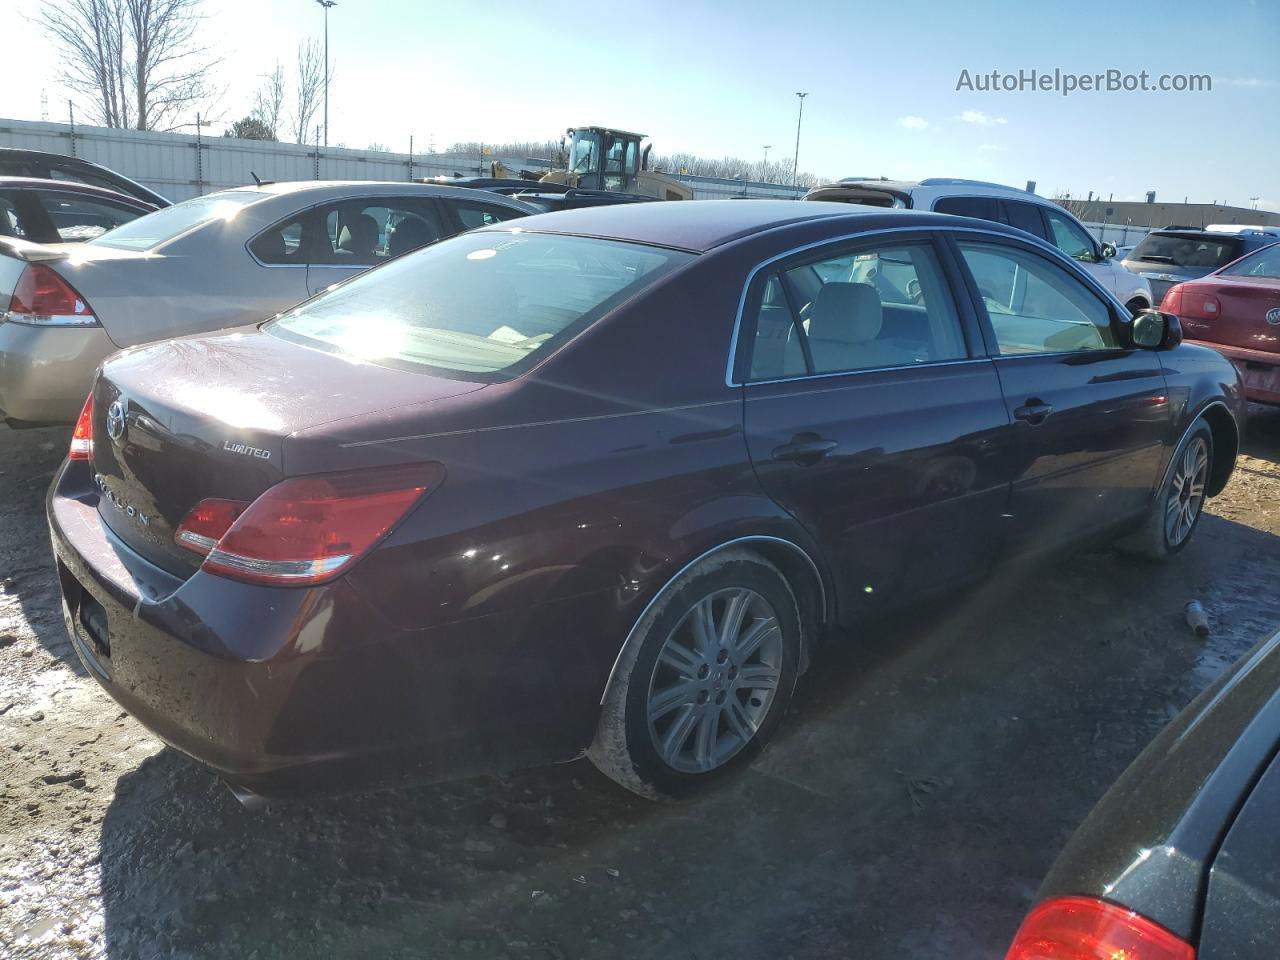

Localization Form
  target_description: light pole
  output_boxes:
[316,0,336,147]
[791,92,807,188]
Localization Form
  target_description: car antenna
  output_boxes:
[250,171,263,187]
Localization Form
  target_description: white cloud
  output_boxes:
[897,115,929,130]
[956,110,1007,126]
[978,143,1005,152]
[1229,77,1274,87]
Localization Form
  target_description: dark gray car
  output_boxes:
[1123,226,1280,305]
[1006,627,1280,959]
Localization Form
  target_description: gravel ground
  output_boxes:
[3,408,1280,960]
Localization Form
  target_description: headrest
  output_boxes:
[808,282,883,343]
[388,217,438,258]
[338,213,379,253]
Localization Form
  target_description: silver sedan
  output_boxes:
[0,181,535,425]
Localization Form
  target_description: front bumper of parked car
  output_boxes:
[46,458,588,799]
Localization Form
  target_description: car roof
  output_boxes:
[481,199,954,252]
[0,175,155,208]
[225,180,536,209]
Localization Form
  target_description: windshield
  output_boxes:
[1127,231,1242,269]
[1219,242,1280,279]
[91,190,263,250]
[569,131,600,174]
[266,230,693,379]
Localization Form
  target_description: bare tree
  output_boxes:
[251,61,286,138]
[289,38,328,145]
[39,0,218,131]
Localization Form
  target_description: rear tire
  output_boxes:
[588,549,801,800]
[1125,297,1150,317]
[1118,420,1213,560]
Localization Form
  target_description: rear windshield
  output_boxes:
[1127,231,1242,269]
[266,230,694,379]
[91,190,263,250]
[1220,242,1280,279]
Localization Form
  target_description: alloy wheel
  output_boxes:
[645,588,784,774]
[1166,436,1209,547]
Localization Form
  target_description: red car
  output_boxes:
[1161,241,1280,405]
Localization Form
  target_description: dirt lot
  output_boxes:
[3,410,1280,960]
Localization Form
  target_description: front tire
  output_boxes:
[588,549,801,800]
[1119,420,1213,560]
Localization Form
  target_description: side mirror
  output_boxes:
[1100,241,1117,260]
[1131,309,1183,350]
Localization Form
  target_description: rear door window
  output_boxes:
[316,198,448,266]
[933,196,1001,222]
[1002,200,1048,240]
[744,241,967,380]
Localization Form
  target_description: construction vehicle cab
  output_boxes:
[558,126,691,201]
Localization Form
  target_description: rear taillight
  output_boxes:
[1159,284,1183,314]
[6,264,99,326]
[1006,897,1195,960]
[174,499,249,555]
[69,393,94,461]
[174,463,443,585]
[1182,291,1221,321]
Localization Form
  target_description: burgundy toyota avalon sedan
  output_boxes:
[47,200,1243,803]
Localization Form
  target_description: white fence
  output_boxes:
[0,118,803,203]
[1082,220,1153,249]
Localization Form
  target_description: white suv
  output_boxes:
[805,178,1153,313]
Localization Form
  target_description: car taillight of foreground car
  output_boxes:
[1006,897,1194,960]
[172,463,445,585]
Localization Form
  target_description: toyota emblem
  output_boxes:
[1267,307,1280,326]
[105,400,126,441]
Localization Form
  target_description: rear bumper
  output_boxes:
[47,461,596,797]
[0,321,117,425]
[1188,339,1280,406]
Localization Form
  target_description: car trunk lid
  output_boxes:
[1180,276,1280,353]
[89,330,484,577]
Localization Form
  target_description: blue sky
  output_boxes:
[5,0,1277,208]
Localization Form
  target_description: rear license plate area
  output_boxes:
[77,591,111,661]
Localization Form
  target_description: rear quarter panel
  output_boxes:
[67,228,309,347]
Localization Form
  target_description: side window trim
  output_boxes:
[949,236,1126,359]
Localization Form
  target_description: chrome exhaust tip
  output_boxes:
[226,781,268,811]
